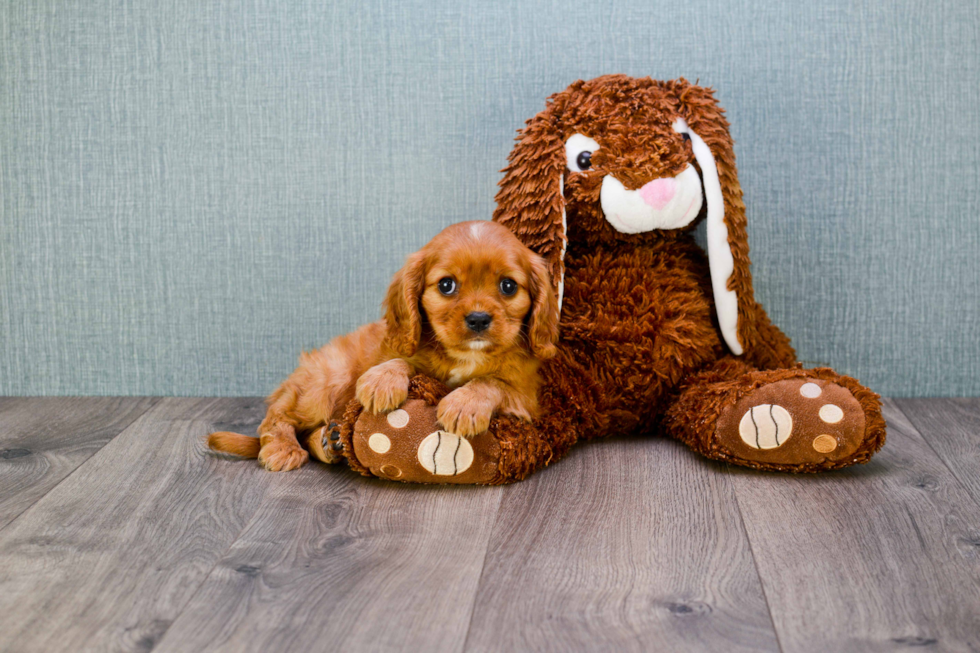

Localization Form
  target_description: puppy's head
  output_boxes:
[383,221,558,360]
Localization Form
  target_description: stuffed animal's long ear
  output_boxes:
[383,250,427,357]
[526,253,559,359]
[671,84,756,356]
[493,93,571,310]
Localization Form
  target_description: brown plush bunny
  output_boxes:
[327,75,886,484]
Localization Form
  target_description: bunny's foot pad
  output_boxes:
[715,378,867,467]
[350,399,501,484]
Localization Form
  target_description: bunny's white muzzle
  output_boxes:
[599,164,703,234]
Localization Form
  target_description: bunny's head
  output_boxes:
[493,75,755,356]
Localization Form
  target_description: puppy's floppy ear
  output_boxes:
[526,253,559,360]
[670,80,756,357]
[493,86,578,311]
[383,250,427,357]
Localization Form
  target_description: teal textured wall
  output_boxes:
[1,0,978,397]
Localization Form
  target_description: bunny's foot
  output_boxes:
[665,364,887,472]
[332,376,502,484]
[349,399,503,484]
[332,374,570,484]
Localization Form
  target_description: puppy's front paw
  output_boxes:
[356,365,410,414]
[258,439,309,472]
[437,387,495,438]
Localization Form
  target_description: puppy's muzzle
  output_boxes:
[465,312,492,333]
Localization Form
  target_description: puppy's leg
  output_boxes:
[256,383,310,472]
[258,321,387,469]
[355,358,413,414]
[207,321,387,470]
[258,424,308,471]
[306,420,345,465]
[437,378,508,438]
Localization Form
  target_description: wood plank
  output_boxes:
[729,399,980,652]
[463,437,779,652]
[0,397,159,530]
[895,398,980,509]
[154,472,504,652]
[0,397,277,653]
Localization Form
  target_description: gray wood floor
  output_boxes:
[0,397,978,652]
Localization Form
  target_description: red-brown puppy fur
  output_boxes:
[208,221,558,471]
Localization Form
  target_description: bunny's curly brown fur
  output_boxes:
[338,76,885,483]
[479,75,885,478]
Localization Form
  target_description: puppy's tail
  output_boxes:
[207,431,261,458]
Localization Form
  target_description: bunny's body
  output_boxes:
[557,237,722,431]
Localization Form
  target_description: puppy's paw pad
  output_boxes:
[258,441,309,472]
[308,422,344,464]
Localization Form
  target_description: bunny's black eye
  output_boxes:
[565,134,601,173]
[499,278,518,296]
[438,277,456,296]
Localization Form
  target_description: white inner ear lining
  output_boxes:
[558,174,566,312]
[672,118,743,355]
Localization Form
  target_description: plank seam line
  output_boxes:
[0,397,162,537]
[890,398,980,515]
[147,407,300,652]
[459,488,506,653]
[726,464,786,653]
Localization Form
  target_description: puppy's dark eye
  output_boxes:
[576,151,592,171]
[681,133,691,141]
[438,277,456,296]
[499,278,518,296]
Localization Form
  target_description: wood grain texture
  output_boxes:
[895,398,980,509]
[0,397,159,531]
[5,397,980,653]
[729,399,980,652]
[463,437,779,652]
[154,473,503,652]
[0,397,271,653]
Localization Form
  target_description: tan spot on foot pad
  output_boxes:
[380,464,402,478]
[812,434,837,453]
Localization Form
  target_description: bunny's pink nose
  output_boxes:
[638,177,676,210]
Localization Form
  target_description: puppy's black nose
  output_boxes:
[465,312,492,333]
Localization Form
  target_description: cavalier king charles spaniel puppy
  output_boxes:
[208,221,559,471]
